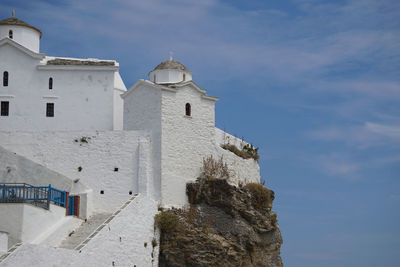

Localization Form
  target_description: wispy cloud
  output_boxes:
[312,153,361,178]
[309,122,400,148]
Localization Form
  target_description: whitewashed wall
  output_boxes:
[0,145,79,192]
[0,41,122,131]
[122,80,261,208]
[113,72,126,131]
[78,195,159,266]
[0,26,40,53]
[0,204,66,249]
[123,81,162,200]
[1,195,160,267]
[160,84,217,207]
[0,232,7,255]
[149,68,192,84]
[215,127,250,149]
[216,146,260,186]
[0,131,151,213]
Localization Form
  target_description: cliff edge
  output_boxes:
[157,179,283,267]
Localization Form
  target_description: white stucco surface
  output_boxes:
[123,81,162,200]
[160,83,217,207]
[0,145,82,192]
[0,195,159,267]
[0,204,67,249]
[32,216,83,248]
[0,25,40,53]
[0,39,124,131]
[215,127,250,148]
[0,131,152,213]
[122,80,260,208]
[149,68,192,84]
[77,194,159,266]
[0,232,8,255]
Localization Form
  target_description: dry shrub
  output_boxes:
[245,183,274,209]
[221,144,259,161]
[155,211,179,233]
[201,155,229,180]
[181,204,199,225]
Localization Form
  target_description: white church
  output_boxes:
[0,13,261,266]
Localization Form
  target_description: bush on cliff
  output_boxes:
[221,143,259,161]
[155,211,179,233]
[245,183,274,209]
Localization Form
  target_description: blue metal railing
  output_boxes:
[49,185,66,207]
[0,183,66,210]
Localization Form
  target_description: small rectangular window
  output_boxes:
[1,101,9,116]
[3,71,8,87]
[46,103,54,117]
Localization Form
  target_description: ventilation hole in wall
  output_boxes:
[100,190,104,195]
[114,167,119,172]
[129,191,132,195]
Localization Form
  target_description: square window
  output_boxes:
[1,101,9,116]
[46,103,54,117]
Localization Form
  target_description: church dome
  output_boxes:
[149,58,193,84]
[0,17,42,38]
[0,13,42,53]
[153,60,191,73]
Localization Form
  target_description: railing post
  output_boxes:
[63,190,66,207]
[46,185,50,210]
[65,192,70,216]
[48,184,52,202]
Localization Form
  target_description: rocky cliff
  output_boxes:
[157,179,283,267]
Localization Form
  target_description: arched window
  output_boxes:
[49,77,53,89]
[3,71,8,87]
[185,103,191,117]
[8,30,13,39]
[183,73,186,81]
[154,74,157,83]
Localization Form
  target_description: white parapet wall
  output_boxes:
[0,131,153,214]
[0,146,78,192]
[0,232,7,255]
[216,127,249,148]
[0,204,68,249]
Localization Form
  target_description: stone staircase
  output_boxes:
[0,242,22,264]
[74,194,138,252]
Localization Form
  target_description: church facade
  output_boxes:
[0,14,261,265]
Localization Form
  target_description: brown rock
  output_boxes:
[158,179,284,267]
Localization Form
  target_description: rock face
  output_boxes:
[158,179,283,267]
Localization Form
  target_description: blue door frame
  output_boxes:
[68,195,74,215]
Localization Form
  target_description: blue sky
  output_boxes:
[1,0,399,266]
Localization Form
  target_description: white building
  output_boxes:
[0,15,126,131]
[0,14,261,266]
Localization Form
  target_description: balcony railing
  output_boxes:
[0,183,66,210]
